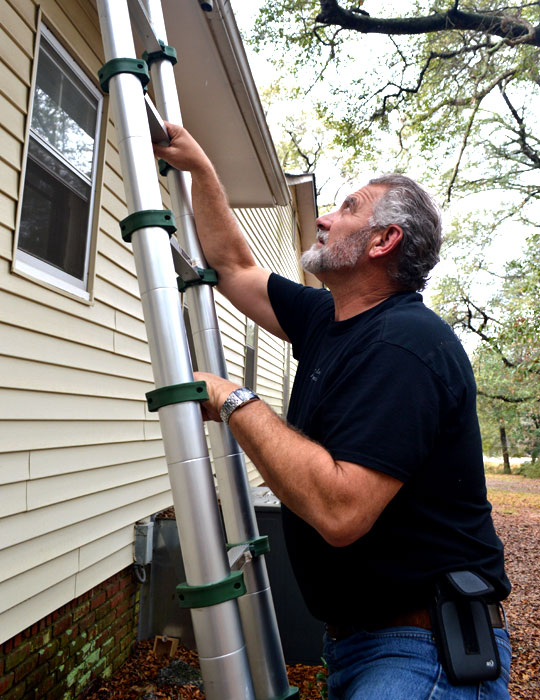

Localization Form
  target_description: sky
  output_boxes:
[228,1,529,310]
[230,0,393,203]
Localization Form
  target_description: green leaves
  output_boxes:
[247,3,540,463]
[432,222,540,461]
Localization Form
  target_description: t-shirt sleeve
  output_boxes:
[317,341,447,483]
[267,273,331,357]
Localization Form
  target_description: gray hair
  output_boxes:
[368,173,442,292]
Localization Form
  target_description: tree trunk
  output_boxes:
[499,422,511,474]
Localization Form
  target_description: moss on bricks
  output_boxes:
[5,643,32,672]
[68,632,88,656]
[3,681,26,700]
[0,567,139,700]
[72,601,91,622]
[24,662,49,692]
[46,682,74,700]
[74,669,93,696]
[34,673,54,698]
[31,629,51,652]
[37,639,59,662]
[13,653,38,684]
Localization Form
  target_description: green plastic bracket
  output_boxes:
[177,267,218,293]
[120,209,176,243]
[177,570,246,609]
[158,158,173,176]
[98,57,149,94]
[277,688,300,699]
[142,41,178,68]
[146,380,208,413]
[226,535,270,558]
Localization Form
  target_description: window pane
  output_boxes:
[31,41,97,178]
[27,137,90,201]
[19,156,89,281]
[17,25,101,291]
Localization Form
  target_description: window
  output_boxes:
[15,25,102,298]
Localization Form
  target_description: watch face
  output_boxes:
[220,388,258,424]
[236,388,255,402]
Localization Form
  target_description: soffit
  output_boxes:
[161,0,289,208]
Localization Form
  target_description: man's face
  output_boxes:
[301,184,386,275]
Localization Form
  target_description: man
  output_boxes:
[154,125,511,699]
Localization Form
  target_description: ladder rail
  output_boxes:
[96,2,256,698]
[133,1,293,698]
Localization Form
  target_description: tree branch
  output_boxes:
[455,295,519,369]
[500,86,540,167]
[478,389,535,402]
[315,1,540,46]
[284,128,322,171]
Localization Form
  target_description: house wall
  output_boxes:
[0,0,302,661]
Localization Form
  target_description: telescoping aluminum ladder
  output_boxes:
[95,1,298,698]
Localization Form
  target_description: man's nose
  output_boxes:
[315,211,335,230]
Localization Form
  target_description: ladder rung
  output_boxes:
[127,0,162,53]
[170,237,202,283]
[228,544,252,571]
[145,94,169,145]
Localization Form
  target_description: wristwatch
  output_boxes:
[219,387,259,424]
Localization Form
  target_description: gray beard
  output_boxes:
[301,227,372,274]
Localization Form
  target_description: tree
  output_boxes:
[431,227,540,468]
[244,2,540,466]
[251,1,540,203]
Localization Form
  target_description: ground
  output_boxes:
[488,474,540,700]
[84,474,539,700]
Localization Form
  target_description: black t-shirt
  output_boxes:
[268,273,510,624]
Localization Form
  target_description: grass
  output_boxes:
[517,461,540,479]
[484,457,540,479]
[488,489,540,512]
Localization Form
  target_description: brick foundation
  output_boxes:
[0,567,140,699]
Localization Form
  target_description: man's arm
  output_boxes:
[196,371,403,547]
[154,124,287,340]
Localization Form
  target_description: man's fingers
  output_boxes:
[200,402,222,423]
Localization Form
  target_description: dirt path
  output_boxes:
[486,473,540,494]
[488,476,540,700]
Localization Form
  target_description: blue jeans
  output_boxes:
[323,626,511,699]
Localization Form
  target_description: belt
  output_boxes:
[326,603,505,641]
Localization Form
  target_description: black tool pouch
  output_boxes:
[430,571,501,686]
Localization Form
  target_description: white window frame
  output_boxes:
[14,24,103,301]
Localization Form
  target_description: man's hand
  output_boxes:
[153,124,287,343]
[153,122,213,175]
[193,370,403,547]
[194,371,239,422]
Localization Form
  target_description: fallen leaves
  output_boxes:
[84,475,539,700]
[488,476,540,700]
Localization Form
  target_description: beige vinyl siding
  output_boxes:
[0,0,171,645]
[0,222,13,261]
[0,0,302,644]
[214,296,248,385]
[233,206,301,485]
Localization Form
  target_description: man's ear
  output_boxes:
[368,225,403,259]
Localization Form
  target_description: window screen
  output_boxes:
[17,25,102,294]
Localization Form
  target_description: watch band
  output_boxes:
[219,387,259,424]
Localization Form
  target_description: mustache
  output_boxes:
[316,229,328,245]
